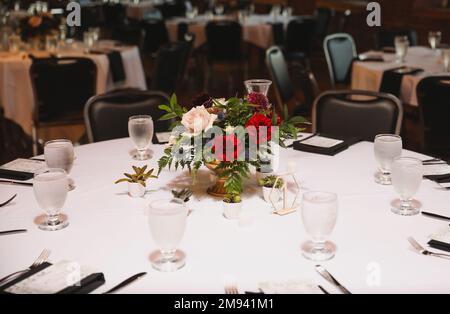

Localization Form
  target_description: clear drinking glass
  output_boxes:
[33,169,69,231]
[244,79,272,96]
[186,6,198,19]
[83,31,94,52]
[391,157,423,216]
[44,139,75,190]
[301,191,338,262]
[88,27,100,43]
[428,31,442,51]
[128,115,154,160]
[214,4,224,15]
[374,134,402,185]
[8,34,21,53]
[442,49,450,72]
[395,36,409,63]
[148,199,188,272]
[45,34,58,53]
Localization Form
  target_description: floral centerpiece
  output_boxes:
[20,12,59,42]
[157,85,306,198]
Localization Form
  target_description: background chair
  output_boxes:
[84,89,170,143]
[284,17,317,66]
[141,19,169,56]
[417,76,450,156]
[375,29,418,49]
[266,46,319,117]
[323,33,357,88]
[111,24,145,50]
[312,90,403,142]
[30,57,97,154]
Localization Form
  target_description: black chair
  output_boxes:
[375,29,418,49]
[150,41,191,95]
[205,21,246,93]
[103,3,127,28]
[314,8,333,40]
[111,25,145,49]
[141,19,169,55]
[157,1,187,19]
[417,76,450,155]
[312,90,403,142]
[266,46,319,116]
[84,89,171,143]
[285,17,317,65]
[30,57,97,154]
[323,33,357,88]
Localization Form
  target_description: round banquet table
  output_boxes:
[0,137,449,294]
[0,42,147,135]
[352,47,450,107]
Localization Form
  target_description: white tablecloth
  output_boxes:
[1,137,450,294]
[166,15,296,49]
[352,47,450,106]
[0,43,147,135]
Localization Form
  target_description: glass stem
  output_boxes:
[160,250,176,262]
[47,213,60,226]
[400,198,411,211]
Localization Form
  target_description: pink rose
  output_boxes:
[181,105,217,134]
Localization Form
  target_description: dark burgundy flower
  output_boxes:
[247,92,269,109]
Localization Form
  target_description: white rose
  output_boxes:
[181,105,217,134]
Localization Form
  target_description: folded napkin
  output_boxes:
[379,67,424,97]
[107,51,126,83]
[356,52,384,62]
[0,261,105,294]
[428,226,450,253]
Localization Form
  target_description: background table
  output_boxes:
[1,137,449,293]
[352,47,450,106]
[0,42,147,135]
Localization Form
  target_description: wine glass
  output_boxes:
[374,134,402,185]
[44,139,75,190]
[442,49,450,72]
[395,36,409,64]
[301,191,338,262]
[128,115,154,160]
[391,157,423,216]
[214,4,224,15]
[428,31,442,51]
[244,79,272,96]
[148,199,188,272]
[33,169,69,231]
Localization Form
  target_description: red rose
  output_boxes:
[245,113,273,144]
[212,135,243,162]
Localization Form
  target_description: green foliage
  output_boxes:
[223,193,242,203]
[115,165,158,187]
[258,175,284,189]
[171,188,193,203]
[158,94,187,123]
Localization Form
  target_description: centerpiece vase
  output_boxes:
[205,161,228,197]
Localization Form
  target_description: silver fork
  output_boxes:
[0,194,17,207]
[0,249,51,286]
[408,237,450,259]
[224,282,239,294]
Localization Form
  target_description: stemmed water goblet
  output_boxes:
[395,36,409,64]
[374,134,402,185]
[44,139,75,190]
[128,115,154,161]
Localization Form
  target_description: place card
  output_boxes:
[428,226,450,253]
[4,261,99,294]
[301,136,344,148]
[423,164,450,177]
[156,132,172,144]
[0,159,46,181]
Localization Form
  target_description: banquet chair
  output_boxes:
[84,89,171,143]
[312,90,403,142]
[141,19,169,55]
[323,33,357,88]
[111,25,145,50]
[314,8,333,41]
[374,29,418,49]
[205,21,247,94]
[266,46,319,116]
[285,17,317,66]
[150,41,191,95]
[416,76,450,156]
[103,3,127,28]
[30,57,97,155]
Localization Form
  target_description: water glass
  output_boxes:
[186,6,198,19]
[128,115,154,160]
[428,31,442,50]
[148,199,188,272]
[283,7,293,18]
[301,191,338,262]
[44,139,75,190]
[395,36,409,63]
[214,4,224,15]
[33,169,69,231]
[374,134,402,185]
[45,34,58,53]
[83,31,94,51]
[8,34,21,53]
[442,49,450,72]
[244,79,272,96]
[391,157,423,216]
[88,27,100,43]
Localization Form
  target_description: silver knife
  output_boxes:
[0,229,27,236]
[103,272,147,294]
[315,265,351,294]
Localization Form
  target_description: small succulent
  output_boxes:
[223,193,242,204]
[171,188,193,203]
[258,175,284,189]
[115,165,158,187]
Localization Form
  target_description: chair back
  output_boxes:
[291,62,320,115]
[375,29,418,49]
[417,76,450,153]
[111,25,145,49]
[103,3,127,27]
[312,90,403,142]
[314,8,332,38]
[141,19,169,54]
[285,17,317,58]
[265,46,294,108]
[205,21,243,62]
[30,57,97,124]
[84,89,170,143]
[323,33,357,87]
